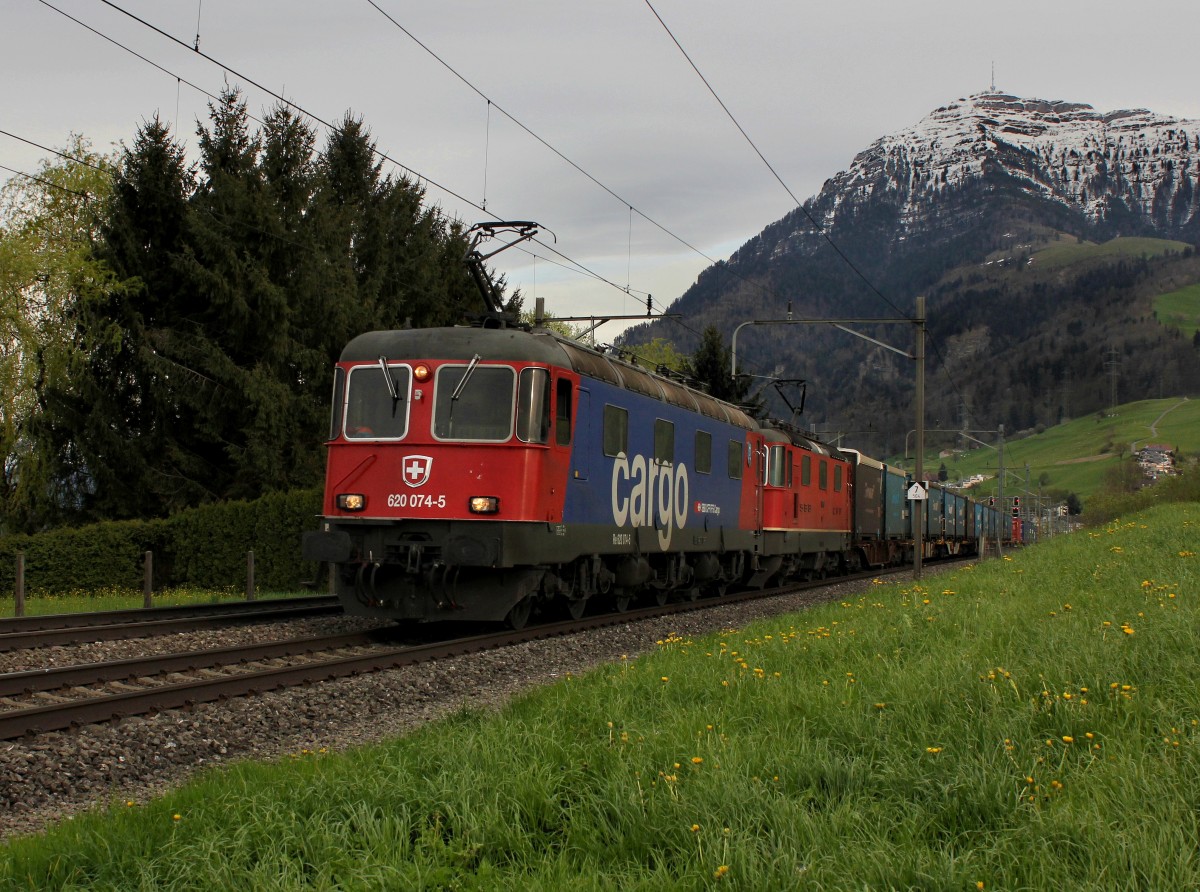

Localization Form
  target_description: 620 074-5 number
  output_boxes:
[387,493,446,509]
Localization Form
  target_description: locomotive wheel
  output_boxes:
[684,586,700,602]
[614,590,632,613]
[566,597,587,620]
[654,588,669,607]
[506,596,533,630]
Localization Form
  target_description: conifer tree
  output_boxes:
[39,116,200,520]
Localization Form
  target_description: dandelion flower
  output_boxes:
[172,814,182,822]
[714,865,730,879]
[691,823,700,833]
[691,757,704,764]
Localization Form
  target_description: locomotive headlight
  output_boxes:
[469,496,500,514]
[413,363,431,382]
[337,493,366,512]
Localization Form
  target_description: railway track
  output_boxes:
[0,562,959,740]
[0,596,341,652]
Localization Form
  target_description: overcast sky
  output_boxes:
[4,0,1199,336]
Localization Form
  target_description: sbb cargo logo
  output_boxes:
[610,452,689,551]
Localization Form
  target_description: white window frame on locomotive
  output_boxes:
[342,361,413,442]
[430,362,518,444]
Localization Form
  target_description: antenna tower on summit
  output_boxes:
[990,62,996,92]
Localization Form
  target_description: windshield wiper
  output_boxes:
[451,354,482,401]
[378,356,402,415]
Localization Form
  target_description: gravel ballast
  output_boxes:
[0,574,944,841]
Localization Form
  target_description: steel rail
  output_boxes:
[0,630,388,697]
[0,559,968,740]
[0,601,342,653]
[0,596,339,633]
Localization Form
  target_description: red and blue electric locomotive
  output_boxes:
[301,223,1000,627]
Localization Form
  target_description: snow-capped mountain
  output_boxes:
[735,91,1200,270]
[852,92,1199,231]
[627,92,1200,458]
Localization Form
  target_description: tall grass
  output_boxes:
[1084,462,1200,524]
[0,587,304,619]
[4,503,1199,890]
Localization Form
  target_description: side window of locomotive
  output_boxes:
[727,440,743,480]
[328,367,345,440]
[516,368,551,444]
[555,378,573,446]
[654,419,674,465]
[768,445,787,486]
[603,405,628,456]
[345,364,410,440]
[801,454,812,486]
[695,430,712,474]
[834,465,843,492]
[819,460,828,491]
[433,365,515,441]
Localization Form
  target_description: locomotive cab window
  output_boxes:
[801,454,812,486]
[727,440,743,480]
[768,445,790,487]
[345,363,411,440]
[695,430,712,474]
[555,378,573,446]
[603,405,628,457]
[432,363,515,442]
[654,419,674,464]
[834,465,843,492]
[328,367,345,440]
[819,460,828,491]
[516,368,551,444]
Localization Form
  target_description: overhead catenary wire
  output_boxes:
[57,1,783,381]
[29,0,780,357]
[31,0,648,307]
[642,0,907,321]
[640,2,975,413]
[26,1,945,400]
[0,162,93,201]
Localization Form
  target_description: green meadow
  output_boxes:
[1155,282,1200,338]
[1,586,301,619]
[906,396,1200,502]
[4,502,1198,890]
[1029,235,1191,271]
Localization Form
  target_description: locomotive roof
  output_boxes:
[341,326,757,431]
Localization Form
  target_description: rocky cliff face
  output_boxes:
[733,92,1200,270]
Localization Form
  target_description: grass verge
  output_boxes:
[1,587,307,618]
[3,503,1199,890]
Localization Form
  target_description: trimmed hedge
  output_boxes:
[0,489,323,596]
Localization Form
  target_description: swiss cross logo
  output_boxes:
[402,455,433,488]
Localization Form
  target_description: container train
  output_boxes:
[302,322,1004,628]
